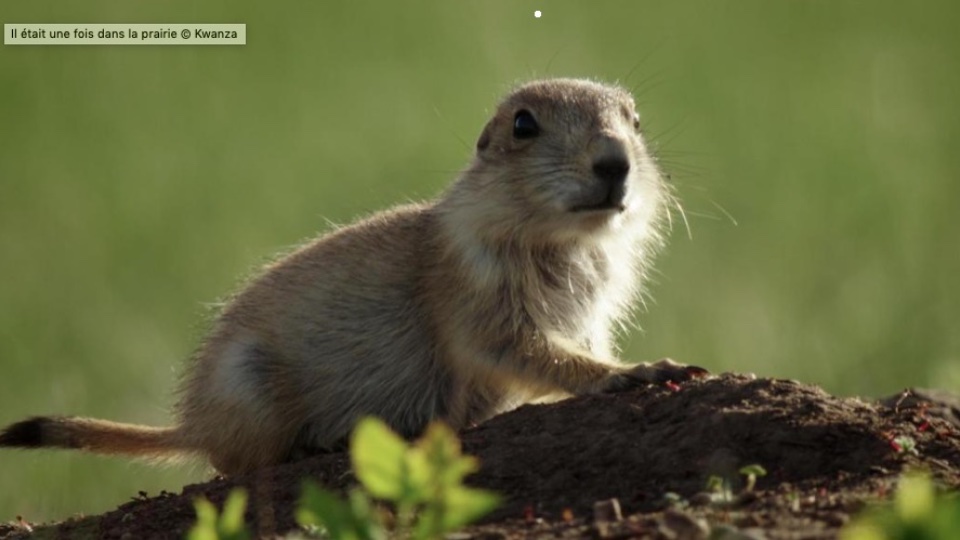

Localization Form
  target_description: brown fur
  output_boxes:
[0,79,702,474]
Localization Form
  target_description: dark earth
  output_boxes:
[3,374,959,539]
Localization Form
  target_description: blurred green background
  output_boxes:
[1,0,958,523]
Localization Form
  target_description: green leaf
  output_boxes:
[739,464,767,478]
[417,422,478,487]
[930,492,960,533]
[412,487,500,540]
[838,521,887,540]
[187,497,217,540]
[404,444,432,501]
[194,498,218,525]
[895,472,934,523]
[297,481,351,537]
[346,489,387,540]
[297,481,386,540]
[439,486,501,530]
[351,417,412,500]
[187,498,217,540]
[186,527,218,540]
[219,489,248,536]
[705,475,725,493]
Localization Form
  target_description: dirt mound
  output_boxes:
[7,375,960,539]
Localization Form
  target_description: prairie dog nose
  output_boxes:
[592,155,630,185]
[590,134,630,185]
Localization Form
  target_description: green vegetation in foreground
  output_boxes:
[1,0,958,523]
[297,418,498,540]
[188,418,498,540]
[842,472,960,540]
[189,490,250,540]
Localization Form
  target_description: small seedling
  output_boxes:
[892,435,918,455]
[662,491,688,509]
[739,464,768,492]
[705,475,734,504]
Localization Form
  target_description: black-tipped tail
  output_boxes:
[0,416,61,448]
[0,415,182,458]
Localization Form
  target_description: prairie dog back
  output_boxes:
[0,78,703,474]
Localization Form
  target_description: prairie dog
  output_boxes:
[0,78,703,475]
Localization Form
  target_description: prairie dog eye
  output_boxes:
[632,113,641,132]
[513,110,540,139]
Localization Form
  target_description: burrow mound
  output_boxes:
[40,375,960,539]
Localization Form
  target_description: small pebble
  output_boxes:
[593,498,623,523]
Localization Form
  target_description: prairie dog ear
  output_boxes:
[476,118,494,152]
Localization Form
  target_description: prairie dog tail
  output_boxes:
[0,416,185,461]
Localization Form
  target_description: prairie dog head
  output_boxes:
[442,78,666,246]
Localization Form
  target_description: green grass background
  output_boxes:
[1,0,958,523]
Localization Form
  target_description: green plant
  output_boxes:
[841,471,960,540]
[739,464,768,492]
[705,474,733,504]
[701,464,768,505]
[297,417,500,540]
[187,489,251,540]
[296,485,384,540]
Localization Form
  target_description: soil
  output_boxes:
[3,374,959,539]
